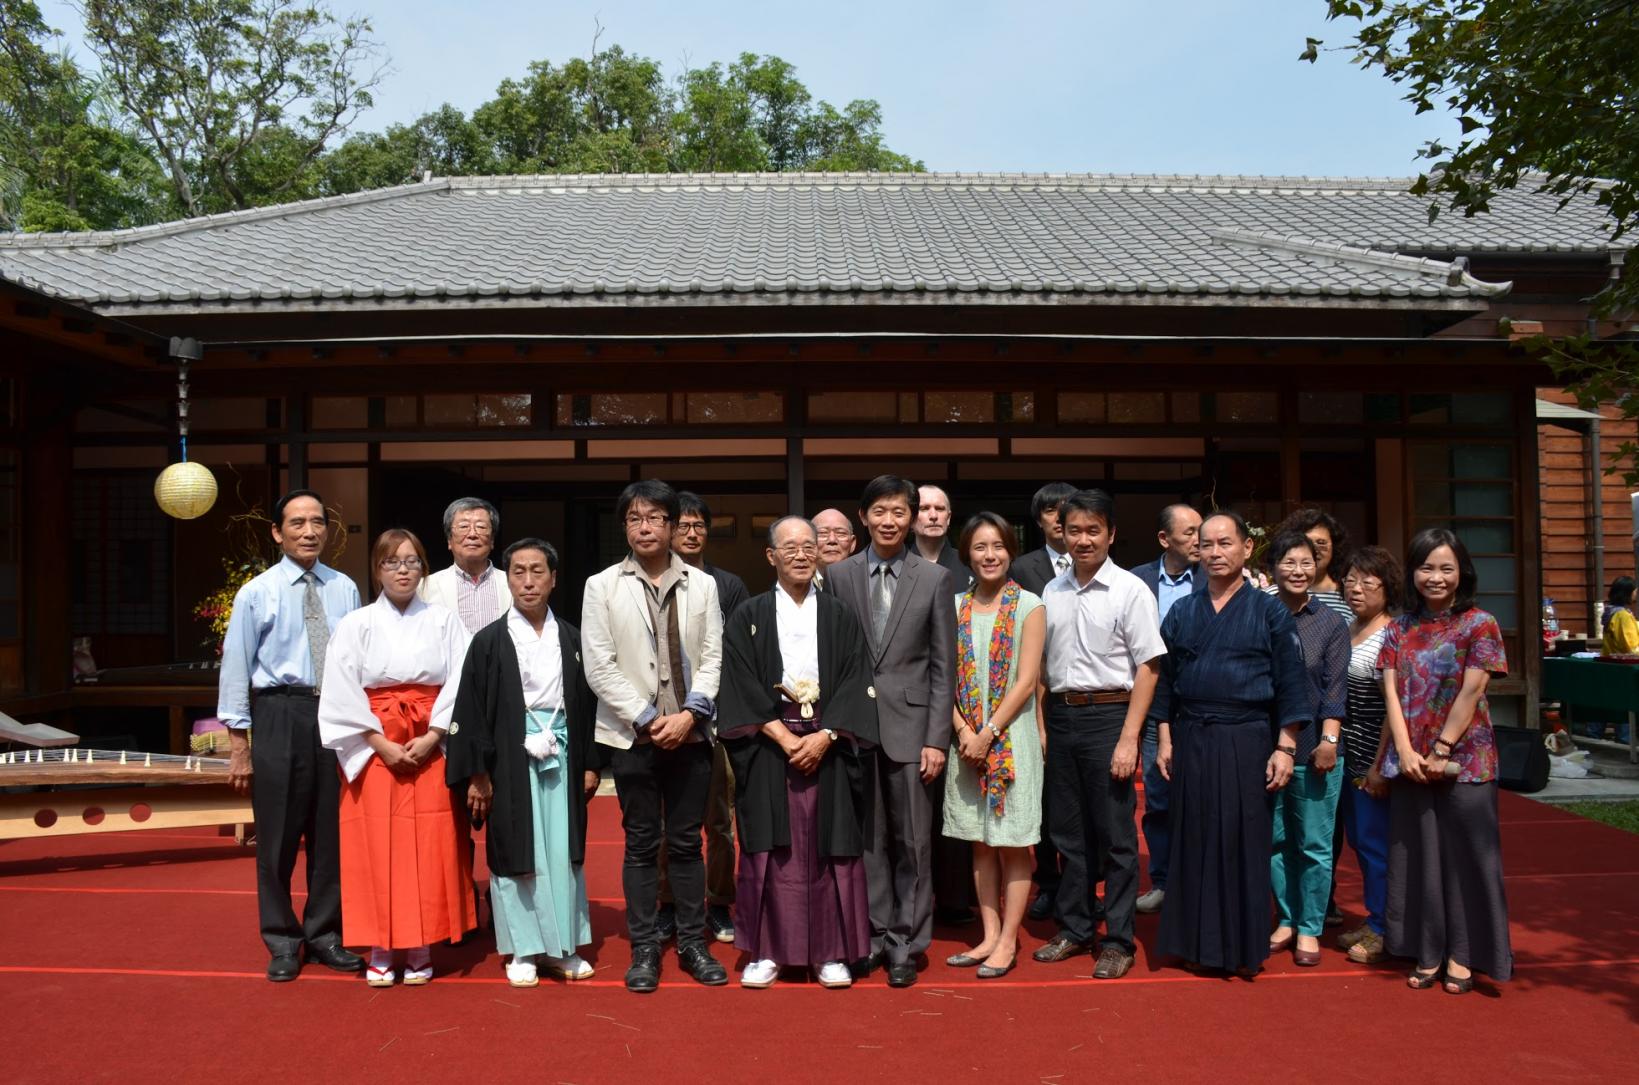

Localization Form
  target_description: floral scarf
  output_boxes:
[957,580,1021,816]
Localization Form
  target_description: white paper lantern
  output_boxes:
[154,461,218,519]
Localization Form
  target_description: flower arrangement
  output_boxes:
[194,559,265,654]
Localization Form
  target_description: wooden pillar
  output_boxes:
[1516,385,1543,729]
[786,435,805,512]
[22,371,71,695]
[287,394,308,490]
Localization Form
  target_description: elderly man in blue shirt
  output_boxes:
[219,489,364,982]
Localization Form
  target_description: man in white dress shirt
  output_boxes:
[1033,489,1165,980]
[420,497,511,633]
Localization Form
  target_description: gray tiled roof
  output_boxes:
[0,173,1622,315]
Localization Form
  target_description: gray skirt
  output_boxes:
[1386,779,1513,981]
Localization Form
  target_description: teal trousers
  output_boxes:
[1271,761,1344,936]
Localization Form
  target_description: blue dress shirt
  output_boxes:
[216,555,361,729]
[1156,565,1197,620]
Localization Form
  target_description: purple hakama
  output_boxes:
[733,705,871,967]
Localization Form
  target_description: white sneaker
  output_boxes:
[505,959,539,987]
[816,961,852,989]
[741,958,778,989]
[1136,888,1165,914]
[541,952,594,980]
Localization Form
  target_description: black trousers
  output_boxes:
[249,690,343,956]
[610,739,714,948]
[1046,701,1138,953]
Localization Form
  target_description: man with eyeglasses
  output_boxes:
[658,492,750,945]
[420,496,511,634]
[582,479,727,992]
[812,508,857,592]
[716,515,879,989]
[218,488,364,982]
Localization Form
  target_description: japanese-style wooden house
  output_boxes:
[0,172,1629,749]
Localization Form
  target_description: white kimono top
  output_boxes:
[318,594,471,781]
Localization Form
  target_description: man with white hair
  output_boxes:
[421,496,511,633]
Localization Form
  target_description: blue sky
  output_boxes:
[38,0,1458,177]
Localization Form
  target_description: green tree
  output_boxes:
[1307,1,1639,475]
[0,1,167,230]
[322,104,495,194]
[472,46,672,173]
[80,0,385,216]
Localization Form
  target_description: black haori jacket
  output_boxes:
[717,588,880,858]
[445,614,598,877]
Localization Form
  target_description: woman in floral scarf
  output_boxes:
[940,512,1046,979]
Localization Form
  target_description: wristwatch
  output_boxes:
[822,728,838,742]
[987,723,1003,741]
[686,707,709,727]
[1321,734,1340,745]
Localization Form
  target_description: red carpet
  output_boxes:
[2,790,1637,1083]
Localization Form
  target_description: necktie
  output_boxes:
[1054,553,1070,576]
[871,562,895,645]
[301,570,330,688]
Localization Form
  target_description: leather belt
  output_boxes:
[253,685,318,699]
[1050,689,1129,706]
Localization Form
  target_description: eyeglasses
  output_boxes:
[816,528,854,540]
[624,513,670,529]
[451,520,492,536]
[1276,559,1316,572]
[774,544,819,559]
[1343,576,1383,591]
[379,557,424,571]
[676,521,708,536]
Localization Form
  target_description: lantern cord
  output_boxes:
[180,435,189,463]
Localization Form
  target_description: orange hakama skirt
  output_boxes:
[338,683,476,949]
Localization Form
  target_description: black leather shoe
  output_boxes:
[655,904,678,944]
[267,953,302,982]
[1027,890,1055,921]
[307,943,364,973]
[1032,935,1091,963]
[886,960,917,988]
[626,943,661,993]
[677,941,728,986]
[849,952,881,980]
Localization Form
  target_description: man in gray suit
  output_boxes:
[828,475,957,987]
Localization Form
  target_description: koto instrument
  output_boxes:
[0,747,253,842]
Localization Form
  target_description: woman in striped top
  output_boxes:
[1334,546,1401,964]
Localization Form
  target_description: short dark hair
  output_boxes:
[1265,530,1318,575]
[1158,503,1198,535]
[1404,527,1478,613]
[1343,546,1404,611]
[1609,576,1637,607]
[617,479,679,525]
[1058,488,1115,529]
[1203,509,1251,542]
[1030,482,1077,523]
[677,491,712,529]
[957,512,1020,564]
[273,488,327,526]
[1277,507,1351,581]
[859,475,919,515]
[502,537,559,572]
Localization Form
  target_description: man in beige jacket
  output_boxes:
[581,479,725,992]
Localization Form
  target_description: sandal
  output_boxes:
[1443,972,1474,995]
[1407,967,1440,990]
